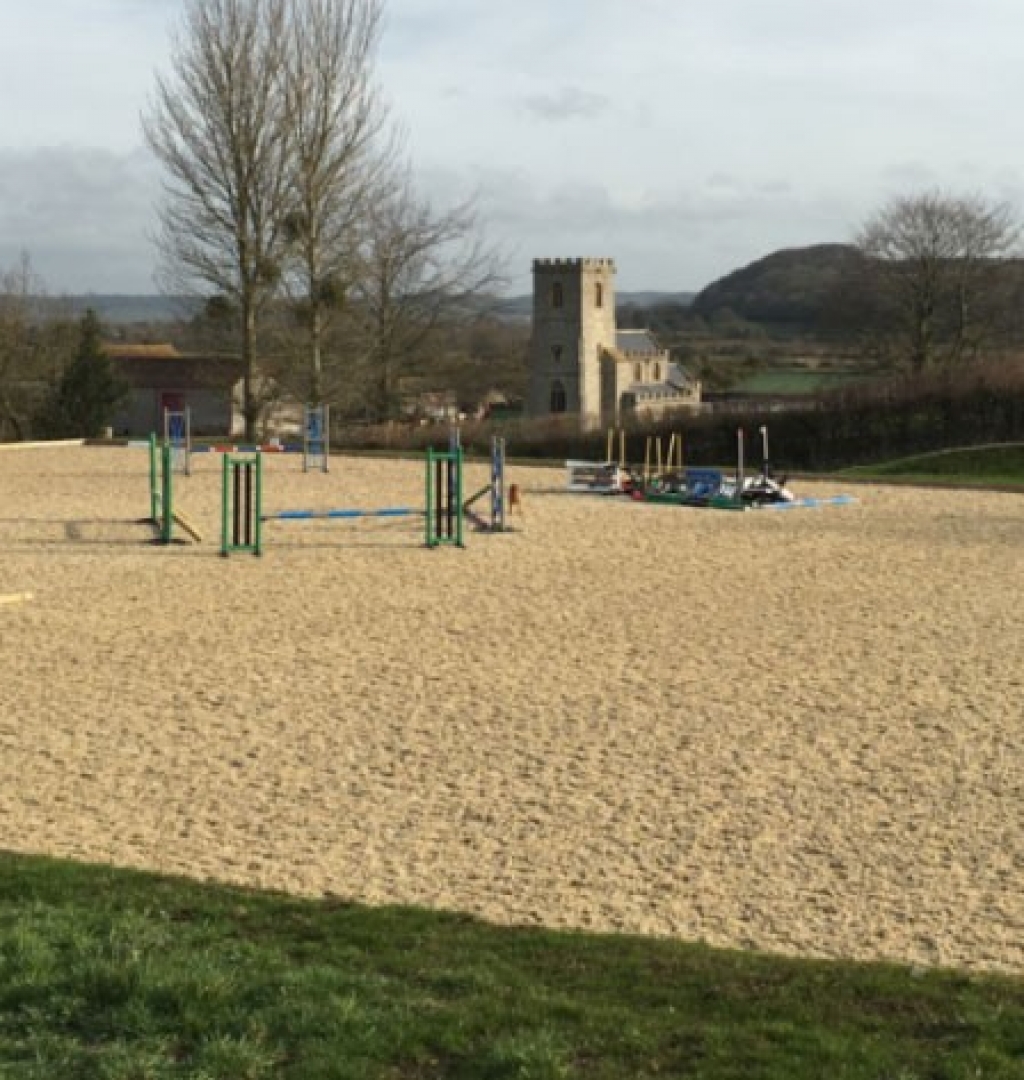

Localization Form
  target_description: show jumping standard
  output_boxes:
[164,407,191,476]
[461,435,509,533]
[220,453,263,556]
[148,434,203,543]
[303,404,330,473]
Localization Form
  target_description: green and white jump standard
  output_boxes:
[221,453,263,556]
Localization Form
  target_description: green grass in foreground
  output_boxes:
[843,443,1024,487]
[2,855,1024,1078]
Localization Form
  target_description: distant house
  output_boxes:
[528,258,701,429]
[104,343,243,436]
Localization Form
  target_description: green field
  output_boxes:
[728,369,865,396]
[843,443,1024,487]
[2,854,1023,1079]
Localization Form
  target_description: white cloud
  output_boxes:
[520,87,611,122]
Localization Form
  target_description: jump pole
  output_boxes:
[737,428,745,495]
[0,592,33,607]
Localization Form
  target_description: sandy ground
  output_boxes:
[0,443,1022,974]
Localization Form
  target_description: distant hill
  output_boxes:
[690,244,862,329]
[59,295,200,325]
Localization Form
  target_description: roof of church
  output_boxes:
[627,362,698,399]
[615,330,664,355]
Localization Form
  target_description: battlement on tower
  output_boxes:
[532,257,616,272]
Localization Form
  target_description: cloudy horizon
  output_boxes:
[2,0,1023,296]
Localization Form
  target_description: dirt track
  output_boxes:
[1,444,1022,972]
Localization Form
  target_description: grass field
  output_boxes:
[3,854,1024,1079]
[843,443,1024,488]
[727,369,865,396]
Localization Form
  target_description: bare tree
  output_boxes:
[349,174,506,419]
[143,0,293,439]
[281,0,392,405]
[856,191,1022,371]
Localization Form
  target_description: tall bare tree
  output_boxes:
[143,0,293,439]
[350,174,505,419]
[281,0,391,405]
[856,191,1022,371]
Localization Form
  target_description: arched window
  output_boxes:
[634,362,643,383]
[550,380,567,413]
[551,282,563,309]
[551,344,563,364]
[595,282,604,308]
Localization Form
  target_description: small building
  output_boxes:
[527,258,700,429]
[104,343,243,436]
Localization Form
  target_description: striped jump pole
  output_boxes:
[425,444,464,548]
[303,404,330,473]
[266,507,420,520]
[221,453,263,556]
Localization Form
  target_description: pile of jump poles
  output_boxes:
[171,404,331,473]
[567,425,855,509]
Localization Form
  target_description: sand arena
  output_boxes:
[0,444,1022,973]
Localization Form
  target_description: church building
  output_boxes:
[527,258,701,429]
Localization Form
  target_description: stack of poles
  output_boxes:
[148,433,174,544]
[221,453,263,556]
[303,404,330,473]
[163,407,191,475]
[643,432,683,485]
[606,427,626,468]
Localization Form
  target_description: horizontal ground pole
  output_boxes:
[265,507,421,520]
[194,445,301,454]
[0,592,34,606]
[756,495,858,510]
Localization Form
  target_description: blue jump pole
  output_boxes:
[265,507,420,520]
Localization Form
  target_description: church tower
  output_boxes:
[528,258,617,429]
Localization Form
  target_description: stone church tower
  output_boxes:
[528,258,617,429]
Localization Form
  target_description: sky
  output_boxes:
[1,0,1023,295]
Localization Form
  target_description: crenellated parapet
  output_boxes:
[532,257,616,272]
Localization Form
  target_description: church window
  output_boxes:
[595,282,604,308]
[550,380,567,413]
[552,282,563,308]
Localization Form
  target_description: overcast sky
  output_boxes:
[1,0,1023,295]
